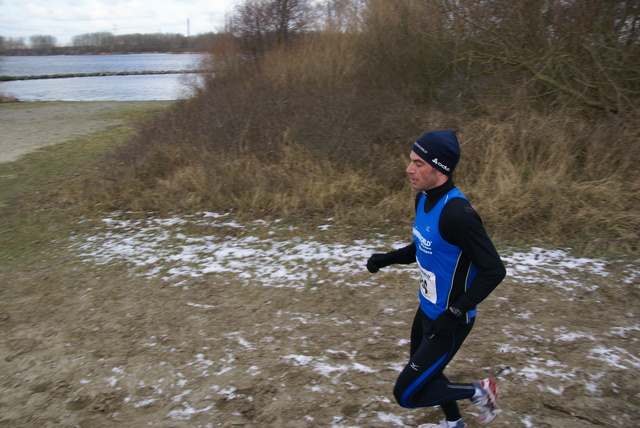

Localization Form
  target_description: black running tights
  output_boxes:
[393,307,476,421]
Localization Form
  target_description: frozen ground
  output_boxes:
[1,212,638,427]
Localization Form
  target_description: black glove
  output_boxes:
[425,310,460,338]
[367,253,392,273]
[367,246,417,273]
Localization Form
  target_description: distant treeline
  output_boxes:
[0,32,223,55]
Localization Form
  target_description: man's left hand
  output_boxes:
[426,310,459,338]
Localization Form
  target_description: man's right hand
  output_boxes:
[367,253,389,273]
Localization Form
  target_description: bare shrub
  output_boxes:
[457,110,640,249]
[443,0,640,114]
[74,0,640,251]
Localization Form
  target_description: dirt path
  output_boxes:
[0,101,171,163]
[1,214,639,428]
[0,102,638,427]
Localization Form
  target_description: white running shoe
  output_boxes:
[472,378,500,424]
[418,419,468,428]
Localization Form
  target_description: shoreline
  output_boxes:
[0,100,171,163]
[1,70,206,82]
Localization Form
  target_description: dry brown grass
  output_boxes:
[455,110,640,250]
[0,93,19,103]
[72,101,639,253]
[69,0,640,255]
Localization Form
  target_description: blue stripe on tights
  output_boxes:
[400,352,448,408]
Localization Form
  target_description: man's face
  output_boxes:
[406,151,446,192]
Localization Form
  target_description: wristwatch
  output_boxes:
[449,307,464,319]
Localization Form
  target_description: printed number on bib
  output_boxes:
[418,266,437,304]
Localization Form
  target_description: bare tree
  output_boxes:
[2,37,27,51]
[269,0,314,45]
[442,0,640,113]
[228,0,270,59]
[29,34,57,49]
[228,0,315,59]
[72,32,115,48]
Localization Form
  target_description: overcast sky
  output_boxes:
[0,0,240,45]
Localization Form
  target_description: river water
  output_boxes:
[0,53,207,102]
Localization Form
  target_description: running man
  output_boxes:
[367,130,506,428]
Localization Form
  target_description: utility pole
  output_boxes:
[187,18,191,50]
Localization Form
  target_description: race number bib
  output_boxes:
[418,265,437,304]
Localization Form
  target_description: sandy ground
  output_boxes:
[0,103,638,427]
[0,101,170,163]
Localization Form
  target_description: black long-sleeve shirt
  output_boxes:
[385,179,506,312]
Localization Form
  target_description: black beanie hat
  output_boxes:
[412,130,460,175]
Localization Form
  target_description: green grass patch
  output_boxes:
[0,102,170,266]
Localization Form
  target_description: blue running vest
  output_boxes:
[413,188,478,322]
